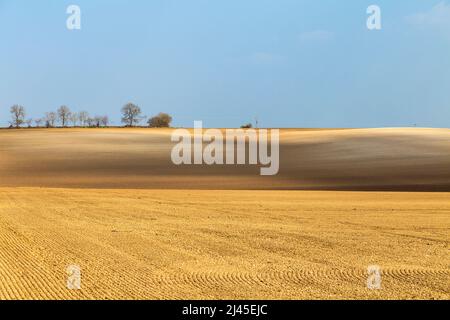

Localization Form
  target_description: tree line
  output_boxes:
[7,103,173,128]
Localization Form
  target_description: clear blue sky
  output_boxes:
[1,0,449,128]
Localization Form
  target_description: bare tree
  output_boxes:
[148,112,173,128]
[69,112,79,127]
[93,116,102,127]
[35,118,44,127]
[45,112,57,127]
[10,105,26,128]
[100,115,109,127]
[78,111,89,126]
[121,103,142,127]
[86,117,95,127]
[57,105,71,127]
[25,118,33,128]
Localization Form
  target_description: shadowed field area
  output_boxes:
[0,128,449,300]
[0,128,449,190]
[0,188,448,299]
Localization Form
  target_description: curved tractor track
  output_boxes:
[0,188,449,299]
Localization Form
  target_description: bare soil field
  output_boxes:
[0,128,449,190]
[0,188,448,300]
[0,128,448,299]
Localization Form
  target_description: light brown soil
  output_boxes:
[0,128,448,300]
[0,188,448,300]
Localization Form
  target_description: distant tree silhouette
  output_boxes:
[121,103,142,127]
[93,116,102,127]
[45,112,57,127]
[86,117,95,127]
[35,118,44,128]
[78,111,89,127]
[100,115,109,127]
[240,123,253,129]
[148,112,172,128]
[69,112,79,127]
[10,105,26,128]
[57,106,71,127]
[2,104,178,129]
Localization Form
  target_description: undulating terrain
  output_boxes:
[0,128,449,299]
[0,128,449,190]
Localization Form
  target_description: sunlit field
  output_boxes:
[0,128,449,299]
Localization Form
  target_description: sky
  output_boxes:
[0,0,449,128]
